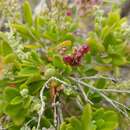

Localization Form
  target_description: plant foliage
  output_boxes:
[0,1,130,130]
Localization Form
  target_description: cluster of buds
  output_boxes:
[74,0,102,16]
[63,44,90,66]
[0,0,20,18]
[66,8,72,16]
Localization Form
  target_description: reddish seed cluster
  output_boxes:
[66,9,72,16]
[63,44,90,66]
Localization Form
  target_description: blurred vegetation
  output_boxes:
[0,0,130,130]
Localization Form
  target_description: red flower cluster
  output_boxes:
[66,9,72,16]
[63,44,90,66]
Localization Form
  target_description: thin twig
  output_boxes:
[78,83,93,105]
[79,75,118,82]
[70,77,130,119]
[36,77,54,130]
[37,77,71,130]
[112,99,130,111]
[52,96,57,128]
[99,92,129,118]
[24,118,36,129]
[76,96,83,110]
[99,89,130,94]
[52,77,71,87]
[57,102,64,123]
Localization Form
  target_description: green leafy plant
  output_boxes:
[60,104,118,130]
[88,10,129,67]
[0,1,130,130]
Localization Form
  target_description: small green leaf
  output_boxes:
[18,66,40,77]
[0,32,10,44]
[69,117,82,130]
[87,37,105,54]
[40,117,51,128]
[31,51,43,64]
[81,104,92,130]
[102,57,112,64]
[85,69,97,76]
[96,119,105,129]
[0,32,13,56]
[4,53,16,64]
[85,53,92,63]
[10,96,23,105]
[29,80,44,94]
[108,11,120,26]
[93,108,104,120]
[13,110,27,126]
[64,65,72,74]
[8,126,20,130]
[53,55,65,69]
[60,122,67,130]
[0,95,5,113]
[95,78,106,89]
[112,55,127,66]
[101,26,110,40]
[66,124,75,130]
[4,104,22,117]
[101,122,118,130]
[23,1,33,26]
[103,111,118,123]
[4,87,20,102]
[12,24,28,35]
[94,65,112,72]
[23,96,32,109]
